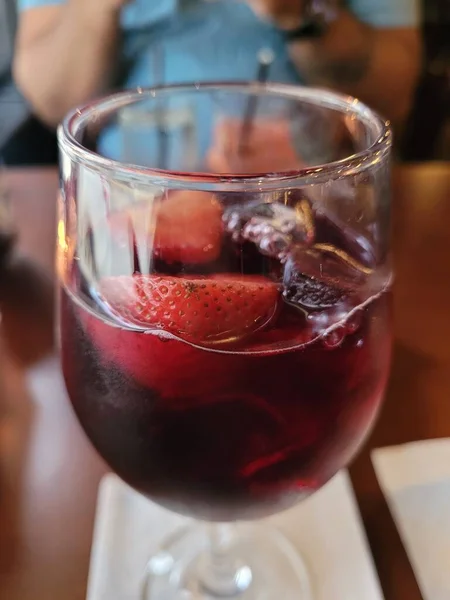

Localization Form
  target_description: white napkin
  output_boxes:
[372,439,450,600]
[87,471,384,600]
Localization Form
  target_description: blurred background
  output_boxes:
[0,0,449,165]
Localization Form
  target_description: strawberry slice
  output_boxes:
[100,274,279,346]
[109,190,223,266]
[83,314,237,398]
[154,190,223,264]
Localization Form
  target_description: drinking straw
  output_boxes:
[238,48,275,154]
[153,44,168,170]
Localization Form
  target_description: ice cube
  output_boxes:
[222,198,314,260]
[314,211,375,268]
[286,244,372,293]
[281,245,370,344]
[282,244,373,315]
[307,181,377,268]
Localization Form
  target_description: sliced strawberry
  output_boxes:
[109,190,223,267]
[83,314,240,398]
[82,273,279,397]
[99,273,279,346]
[154,190,223,264]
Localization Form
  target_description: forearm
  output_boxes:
[287,9,422,128]
[14,3,120,126]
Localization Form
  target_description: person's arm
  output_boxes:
[13,1,126,127]
[247,1,422,130]
[286,9,422,130]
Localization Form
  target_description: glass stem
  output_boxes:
[200,524,252,597]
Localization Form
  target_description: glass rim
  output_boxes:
[58,81,392,191]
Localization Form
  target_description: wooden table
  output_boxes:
[0,164,449,600]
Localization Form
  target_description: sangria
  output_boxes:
[58,83,392,599]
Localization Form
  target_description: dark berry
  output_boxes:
[283,270,347,311]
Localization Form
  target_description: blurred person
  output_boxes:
[13,0,421,153]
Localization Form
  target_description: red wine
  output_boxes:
[60,189,391,520]
[61,281,390,521]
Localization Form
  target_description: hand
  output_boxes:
[246,0,305,29]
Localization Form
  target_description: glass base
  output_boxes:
[142,523,313,600]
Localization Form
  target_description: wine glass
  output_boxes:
[57,83,392,599]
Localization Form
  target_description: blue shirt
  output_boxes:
[18,0,420,161]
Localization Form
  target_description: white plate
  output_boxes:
[87,470,384,600]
